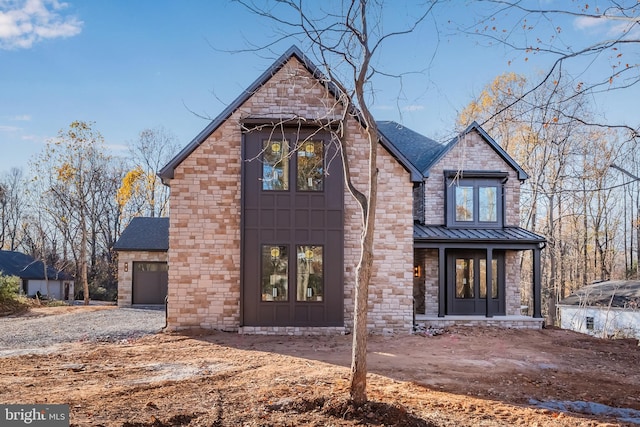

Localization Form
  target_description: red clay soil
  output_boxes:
[1,307,639,426]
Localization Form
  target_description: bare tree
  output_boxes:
[119,127,178,219]
[456,69,634,324]
[0,168,27,251]
[236,0,438,403]
[32,121,111,305]
[459,1,639,137]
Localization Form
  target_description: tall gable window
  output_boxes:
[445,171,507,228]
[262,140,289,190]
[262,139,324,192]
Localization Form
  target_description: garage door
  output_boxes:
[132,262,168,304]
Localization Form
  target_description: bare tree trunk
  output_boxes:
[350,212,375,404]
[81,212,89,305]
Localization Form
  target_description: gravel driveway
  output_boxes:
[0,307,165,357]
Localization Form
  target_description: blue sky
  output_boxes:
[1,0,637,175]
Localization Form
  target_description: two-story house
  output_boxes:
[151,45,544,334]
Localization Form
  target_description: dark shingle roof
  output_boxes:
[559,280,640,308]
[113,217,169,251]
[0,251,72,280]
[379,121,529,181]
[376,121,446,173]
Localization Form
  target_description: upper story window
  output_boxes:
[445,171,507,228]
[262,139,324,192]
[262,140,289,190]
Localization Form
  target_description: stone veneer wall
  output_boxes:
[117,250,168,306]
[421,129,525,317]
[423,130,521,226]
[166,56,414,334]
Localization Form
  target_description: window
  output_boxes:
[261,244,325,303]
[586,316,594,330]
[455,258,474,298]
[135,262,169,272]
[262,140,289,190]
[455,186,474,222]
[446,172,506,227]
[296,245,323,301]
[297,141,324,191]
[261,245,289,301]
[262,139,325,192]
[479,259,498,298]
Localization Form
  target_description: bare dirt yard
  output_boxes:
[1,306,640,426]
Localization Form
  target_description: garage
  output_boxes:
[114,217,169,306]
[133,262,168,304]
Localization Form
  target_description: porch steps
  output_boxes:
[414,315,543,330]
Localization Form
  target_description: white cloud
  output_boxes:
[402,105,425,112]
[0,125,20,132]
[574,15,640,39]
[106,143,129,153]
[9,114,31,121]
[573,16,605,31]
[0,0,82,50]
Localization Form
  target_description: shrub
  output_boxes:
[0,273,29,316]
[0,273,21,301]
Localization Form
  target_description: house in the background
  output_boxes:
[0,250,74,301]
[113,217,169,306]
[157,45,545,334]
[559,280,640,340]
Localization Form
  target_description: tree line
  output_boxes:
[458,71,639,325]
[0,121,178,303]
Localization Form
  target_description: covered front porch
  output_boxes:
[413,224,545,329]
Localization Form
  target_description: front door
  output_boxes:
[242,127,344,326]
[447,250,505,315]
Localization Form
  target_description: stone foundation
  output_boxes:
[415,315,543,330]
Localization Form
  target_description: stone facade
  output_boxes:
[423,130,521,226]
[117,250,168,306]
[166,56,414,334]
[419,129,528,320]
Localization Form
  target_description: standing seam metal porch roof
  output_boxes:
[414,223,545,246]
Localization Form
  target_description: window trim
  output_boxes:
[444,170,507,228]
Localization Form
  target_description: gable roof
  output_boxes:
[158,45,423,183]
[377,121,528,181]
[0,251,72,281]
[113,217,169,252]
[428,122,528,180]
[159,45,338,182]
[559,280,640,308]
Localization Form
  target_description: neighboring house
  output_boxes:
[157,45,545,334]
[113,217,169,305]
[559,280,640,340]
[0,250,74,301]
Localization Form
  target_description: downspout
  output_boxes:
[163,295,168,330]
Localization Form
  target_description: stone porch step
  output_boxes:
[414,315,544,330]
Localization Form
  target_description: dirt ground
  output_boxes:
[1,307,640,426]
